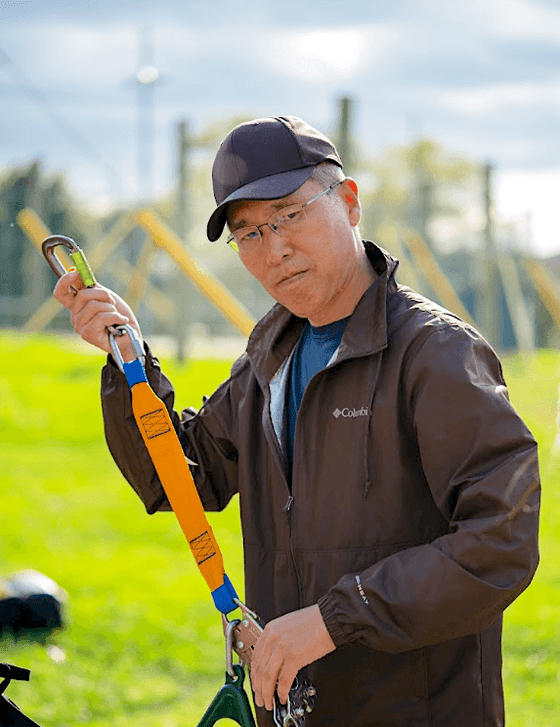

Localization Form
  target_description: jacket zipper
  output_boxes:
[261,392,305,612]
[284,495,294,512]
[284,495,304,609]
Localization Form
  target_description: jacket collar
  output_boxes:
[246,241,398,386]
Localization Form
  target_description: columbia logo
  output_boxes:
[333,407,369,419]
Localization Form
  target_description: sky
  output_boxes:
[1,0,559,257]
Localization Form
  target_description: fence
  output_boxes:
[11,206,560,360]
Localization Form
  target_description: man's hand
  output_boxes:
[250,604,335,711]
[53,270,143,361]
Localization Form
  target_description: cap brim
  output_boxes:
[206,166,316,241]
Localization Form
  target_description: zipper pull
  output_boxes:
[284,495,294,513]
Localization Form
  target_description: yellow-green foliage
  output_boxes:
[0,332,558,726]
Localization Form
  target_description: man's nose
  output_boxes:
[263,227,293,264]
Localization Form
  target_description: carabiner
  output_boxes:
[108,324,145,373]
[42,234,124,338]
[42,235,97,287]
[225,618,242,679]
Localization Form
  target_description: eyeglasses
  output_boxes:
[226,179,343,253]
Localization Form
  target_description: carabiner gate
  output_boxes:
[42,235,97,287]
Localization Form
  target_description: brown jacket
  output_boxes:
[101,243,540,727]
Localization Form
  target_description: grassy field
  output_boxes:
[0,330,558,727]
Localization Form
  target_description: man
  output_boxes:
[54,116,540,727]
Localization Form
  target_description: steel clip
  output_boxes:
[108,324,145,373]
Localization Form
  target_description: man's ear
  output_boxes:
[346,179,358,196]
[341,178,361,226]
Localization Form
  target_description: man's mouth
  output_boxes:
[278,270,307,286]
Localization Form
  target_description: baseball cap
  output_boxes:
[207,116,343,241]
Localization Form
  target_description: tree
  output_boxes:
[357,138,479,253]
[0,160,87,327]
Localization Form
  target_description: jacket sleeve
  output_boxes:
[101,344,240,515]
[318,324,540,652]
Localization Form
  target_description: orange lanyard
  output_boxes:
[109,325,238,614]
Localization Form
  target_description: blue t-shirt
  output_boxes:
[286,317,349,476]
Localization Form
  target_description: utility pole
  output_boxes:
[129,28,160,338]
[136,28,159,204]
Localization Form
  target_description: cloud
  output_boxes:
[495,167,560,257]
[254,24,398,84]
[1,22,137,95]
[457,0,560,42]
[439,80,560,116]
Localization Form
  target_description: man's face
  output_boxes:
[227,178,369,326]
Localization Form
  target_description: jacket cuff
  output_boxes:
[317,593,348,648]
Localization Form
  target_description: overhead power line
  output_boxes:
[0,45,123,200]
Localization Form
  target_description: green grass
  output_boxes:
[0,331,558,726]
[495,351,560,727]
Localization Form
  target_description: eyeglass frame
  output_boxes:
[225,179,344,252]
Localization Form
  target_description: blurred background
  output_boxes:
[1,3,560,726]
[1,0,560,357]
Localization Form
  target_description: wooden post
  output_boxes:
[176,118,189,242]
[172,117,192,361]
[410,141,434,251]
[477,162,500,348]
[336,96,355,174]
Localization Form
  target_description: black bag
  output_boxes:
[0,570,66,644]
[0,595,64,643]
[0,663,41,726]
